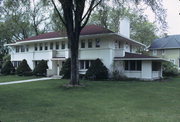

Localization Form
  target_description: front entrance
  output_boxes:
[52,60,64,76]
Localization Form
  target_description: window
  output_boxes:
[162,49,165,55]
[26,45,29,52]
[56,42,59,50]
[119,41,121,48]
[152,50,157,56]
[21,46,25,52]
[16,46,19,53]
[81,40,85,48]
[130,45,133,52]
[115,40,118,49]
[95,38,100,48]
[61,41,65,49]
[152,62,161,71]
[170,59,175,64]
[12,61,21,68]
[45,43,48,50]
[34,61,40,68]
[50,42,53,50]
[34,44,38,51]
[79,60,93,69]
[39,43,43,51]
[125,60,142,71]
[88,39,92,48]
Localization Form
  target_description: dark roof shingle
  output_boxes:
[149,35,180,49]
[19,25,113,42]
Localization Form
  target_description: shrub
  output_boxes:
[60,58,71,79]
[16,59,32,76]
[162,62,178,77]
[85,58,108,80]
[111,70,127,80]
[1,61,15,75]
[33,60,48,76]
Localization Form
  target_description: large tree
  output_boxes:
[51,0,166,85]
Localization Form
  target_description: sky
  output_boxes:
[158,0,180,35]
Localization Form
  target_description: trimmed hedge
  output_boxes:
[33,60,48,76]
[60,58,71,79]
[1,61,15,75]
[16,59,32,76]
[85,58,108,80]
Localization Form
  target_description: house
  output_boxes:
[5,18,165,80]
[149,35,180,68]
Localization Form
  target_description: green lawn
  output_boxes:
[0,78,180,122]
[0,75,39,83]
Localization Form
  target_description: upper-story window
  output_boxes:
[34,44,38,51]
[162,49,165,55]
[26,45,29,52]
[130,45,133,52]
[119,41,121,48]
[45,43,48,50]
[50,42,53,50]
[115,40,118,49]
[95,38,100,48]
[20,46,25,52]
[88,39,92,48]
[15,46,19,53]
[61,41,65,49]
[56,42,59,50]
[39,43,43,51]
[152,49,157,56]
[81,40,85,48]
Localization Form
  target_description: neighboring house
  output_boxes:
[149,35,180,68]
[6,18,165,80]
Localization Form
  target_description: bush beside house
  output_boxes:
[16,59,32,76]
[1,61,15,75]
[162,62,178,77]
[85,58,108,80]
[60,58,71,79]
[33,60,48,76]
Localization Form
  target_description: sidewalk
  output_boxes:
[0,77,54,86]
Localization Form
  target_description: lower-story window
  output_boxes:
[80,60,94,69]
[12,61,21,68]
[125,60,142,71]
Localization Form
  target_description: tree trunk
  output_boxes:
[69,31,80,85]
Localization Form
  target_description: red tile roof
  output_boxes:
[115,52,160,59]
[19,25,113,42]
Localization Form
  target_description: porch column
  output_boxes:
[142,61,152,79]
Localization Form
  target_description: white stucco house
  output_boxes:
[5,18,165,80]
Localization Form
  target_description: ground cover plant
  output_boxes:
[0,77,180,121]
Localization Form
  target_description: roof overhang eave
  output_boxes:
[114,58,167,61]
[114,33,146,47]
[4,33,115,46]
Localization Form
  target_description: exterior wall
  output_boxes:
[150,49,180,68]
[9,35,143,77]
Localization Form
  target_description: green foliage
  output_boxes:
[162,62,178,77]
[60,58,71,79]
[1,61,15,75]
[85,58,108,80]
[89,7,159,46]
[33,60,48,76]
[16,59,32,76]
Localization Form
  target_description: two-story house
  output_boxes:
[6,18,164,80]
[149,35,180,68]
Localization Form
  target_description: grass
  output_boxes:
[0,77,180,122]
[0,75,40,83]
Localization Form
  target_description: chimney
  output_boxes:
[118,17,130,38]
